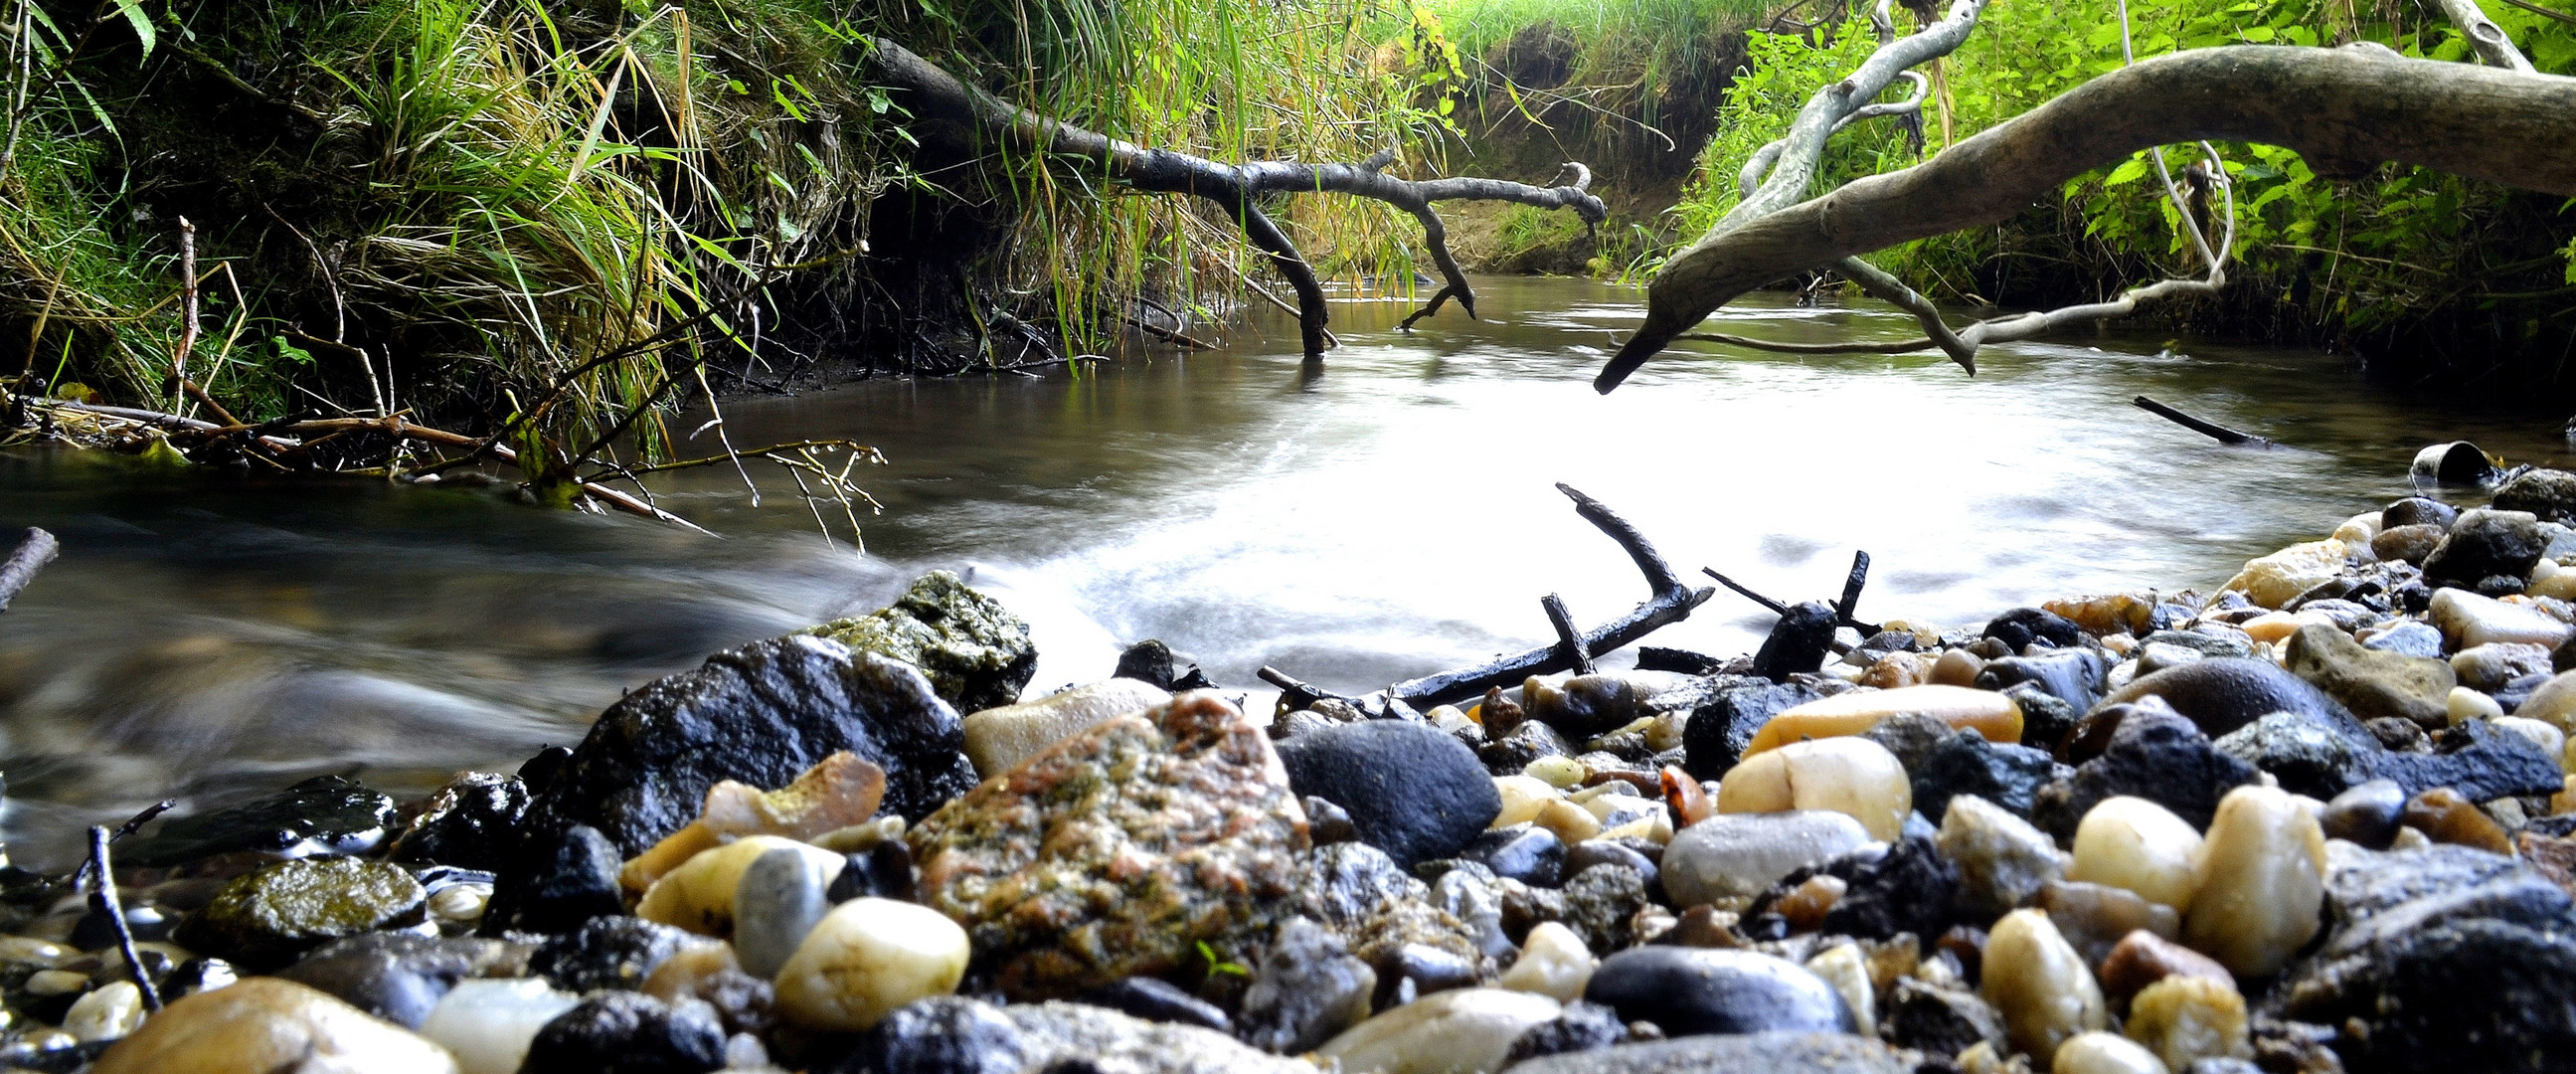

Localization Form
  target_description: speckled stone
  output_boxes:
[174,857,428,972]
[801,570,1037,713]
[908,691,1309,998]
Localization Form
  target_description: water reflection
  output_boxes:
[0,276,2565,867]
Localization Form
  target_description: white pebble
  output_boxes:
[2067,797,2204,914]
[1497,922,1594,1002]
[63,981,141,1042]
[25,969,86,995]
[636,835,844,937]
[2497,716,2567,761]
[1717,736,1912,841]
[1524,756,1585,790]
[2125,975,2251,1071]
[1316,987,1562,1074]
[962,679,1171,777]
[429,884,490,925]
[1805,943,1876,1038]
[773,897,969,1032]
[1534,799,1605,844]
[1491,777,1556,827]
[419,978,584,1074]
[2430,588,2575,650]
[2182,786,2326,978]
[2054,1030,2170,1074]
[1982,909,2107,1061]
[2449,686,2506,725]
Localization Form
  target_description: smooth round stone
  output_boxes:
[1660,811,1875,908]
[2429,589,2574,651]
[2036,881,2181,971]
[2241,612,2329,645]
[1743,685,2023,757]
[962,679,1172,777]
[2099,930,2236,1005]
[2317,779,2408,848]
[173,857,429,971]
[2450,686,2508,725]
[2519,671,2576,735]
[519,991,726,1073]
[1804,943,1876,1038]
[2124,975,2249,1071]
[1526,756,1587,790]
[1982,909,2107,1061]
[1459,825,1565,888]
[1498,922,1594,1002]
[1564,839,1658,890]
[2181,786,2326,978]
[2218,539,2348,609]
[91,978,459,1074]
[1282,720,1504,870]
[2054,1030,2170,1074]
[1939,794,2067,919]
[2066,796,2204,913]
[1719,737,1912,841]
[2451,643,2552,692]
[732,846,833,980]
[1585,947,1854,1037]
[773,896,968,1031]
[1493,776,1560,827]
[2098,657,2351,741]
[1317,987,1560,1074]
[635,835,843,937]
[1933,649,1987,688]
[418,978,584,1074]
[1535,800,1606,845]
[2400,788,2511,854]
[64,981,142,1043]
[2496,716,2567,761]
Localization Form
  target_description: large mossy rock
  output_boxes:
[802,571,1037,714]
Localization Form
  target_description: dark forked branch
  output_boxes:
[862,38,1608,362]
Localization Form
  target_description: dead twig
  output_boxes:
[0,526,55,611]
[2134,394,2272,447]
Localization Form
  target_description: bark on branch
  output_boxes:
[1597,46,2576,392]
[861,38,1608,361]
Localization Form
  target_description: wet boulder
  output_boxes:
[175,858,429,972]
[386,772,528,872]
[2096,656,2366,742]
[1753,603,1839,681]
[2494,468,2576,527]
[2033,707,2259,836]
[1280,719,1498,870]
[1680,678,1824,780]
[2284,624,2454,728]
[799,570,1036,713]
[120,776,398,868]
[2424,509,2547,587]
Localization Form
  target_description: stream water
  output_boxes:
[0,274,2566,868]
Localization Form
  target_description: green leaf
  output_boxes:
[2104,156,2151,186]
[111,0,153,62]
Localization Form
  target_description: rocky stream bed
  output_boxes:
[13,449,2576,1073]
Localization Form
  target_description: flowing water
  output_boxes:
[0,275,2566,867]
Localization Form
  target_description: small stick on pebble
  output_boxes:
[1541,594,1595,676]
[86,821,163,1012]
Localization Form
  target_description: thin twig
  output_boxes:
[0,526,55,610]
[1541,593,1595,676]
[86,824,160,1012]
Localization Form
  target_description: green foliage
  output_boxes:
[1668,0,2576,367]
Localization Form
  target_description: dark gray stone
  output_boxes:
[1584,948,1853,1037]
[1280,720,1500,870]
[2214,712,2364,800]
[386,772,527,873]
[1480,719,1577,776]
[2280,920,2576,1074]
[2384,497,2460,530]
[530,916,698,992]
[1565,840,1658,891]
[1753,603,1838,682]
[2494,469,2576,527]
[1503,999,1631,1064]
[1818,835,1963,941]
[2360,719,2566,802]
[1911,728,2057,819]
[2098,656,2368,742]
[1458,824,1565,888]
[848,996,1308,1074]
[1882,979,2005,1057]
[2425,509,2547,586]
[1976,649,2109,713]
[521,991,726,1074]
[1080,977,1231,1032]
[1681,679,1823,780]
[2362,622,2446,659]
[120,776,397,868]
[2034,708,2260,835]
[2139,630,2254,659]
[487,822,623,936]
[1235,917,1376,1054]
[1559,864,1651,953]
[1503,1030,1909,1073]
[1298,843,1426,931]
[2318,779,2407,848]
[1113,639,1178,690]
[1984,608,2085,651]
[276,933,522,1028]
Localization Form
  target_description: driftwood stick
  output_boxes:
[0,527,55,612]
[1542,594,1596,676]
[1702,566,1791,616]
[1387,485,1713,707]
[1836,551,1874,629]
[2134,395,2271,447]
[172,218,196,412]
[86,823,161,1012]
[1259,665,1350,711]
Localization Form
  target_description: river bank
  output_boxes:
[7,445,2576,1071]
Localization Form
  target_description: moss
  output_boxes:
[802,571,1036,713]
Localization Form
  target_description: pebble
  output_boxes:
[274,932,521,1029]
[962,678,1172,776]
[387,771,528,872]
[2053,1031,2170,1074]
[1938,794,2067,919]
[1526,755,1588,790]
[1659,811,1874,907]
[2066,796,2204,912]
[418,978,584,1074]
[635,834,844,937]
[2374,524,2446,565]
[2450,642,2553,691]
[1585,947,1854,1036]
[63,980,142,1042]
[2422,508,2547,586]
[2123,974,2250,1071]
[1743,685,2024,756]
[1495,776,1561,826]
[26,968,86,995]
[1934,649,1987,688]
[773,896,968,1031]
[696,750,888,847]
[2097,657,2356,742]
[118,775,399,868]
[2400,787,2511,853]
[1535,799,1607,845]
[1500,921,1595,1001]
[1911,728,2059,819]
[2218,539,2348,609]
[1238,917,1378,1053]
[2098,929,2236,1004]
[1718,736,1912,840]
[1315,987,1562,1074]
[2318,778,2409,847]
[529,916,699,992]
[2429,588,2574,650]
[2494,715,2566,760]
[1284,719,1503,869]
[731,845,833,980]
[172,856,428,971]
[2361,620,2446,658]
[1982,909,2107,1061]
[1804,943,1877,1037]
[517,991,727,1074]
[2449,685,2508,725]
[2034,881,2180,971]
[1501,1031,1914,1074]
[2516,670,2576,735]
[2181,786,2326,977]
[2282,624,2454,727]
[1460,824,1566,887]
[90,977,461,1074]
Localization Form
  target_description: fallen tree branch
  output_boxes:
[1595,46,2576,392]
[1541,594,1596,676]
[863,38,1607,362]
[2440,0,2536,71]
[1382,483,1713,707]
[0,527,56,611]
[2135,394,2272,447]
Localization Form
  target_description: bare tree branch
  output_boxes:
[861,38,1607,362]
[2441,0,2537,72]
[1595,46,2576,392]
